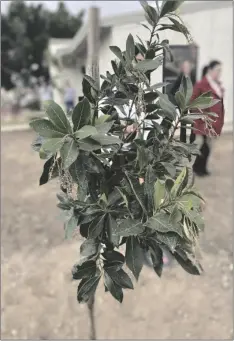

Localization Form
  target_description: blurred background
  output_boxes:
[1,0,233,339]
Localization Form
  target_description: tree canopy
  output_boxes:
[1,0,84,89]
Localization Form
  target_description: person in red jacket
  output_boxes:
[191,60,225,176]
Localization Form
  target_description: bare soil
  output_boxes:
[1,131,233,339]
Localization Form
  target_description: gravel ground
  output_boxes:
[1,131,233,339]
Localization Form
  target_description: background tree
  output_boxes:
[1,0,84,89]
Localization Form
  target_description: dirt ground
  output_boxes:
[1,131,233,339]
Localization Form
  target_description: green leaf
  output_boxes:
[160,0,184,17]
[91,134,121,146]
[29,119,65,138]
[104,271,123,303]
[154,179,165,211]
[95,121,114,134]
[83,75,99,91]
[42,137,65,154]
[147,213,183,237]
[72,97,91,131]
[125,172,147,216]
[109,46,124,63]
[175,91,186,111]
[126,34,135,62]
[74,125,98,139]
[80,238,100,260]
[171,167,188,198]
[125,236,143,280]
[88,214,106,239]
[95,114,111,125]
[188,93,220,110]
[82,78,96,104]
[116,219,144,237]
[77,275,101,303]
[116,187,129,209]
[72,260,97,280]
[174,250,203,275]
[39,156,56,186]
[107,214,120,246]
[60,138,79,169]
[144,92,159,103]
[65,213,78,239]
[156,232,179,252]
[78,137,101,151]
[135,56,163,72]
[103,250,125,270]
[147,240,163,277]
[179,75,193,105]
[144,165,157,212]
[140,1,159,25]
[105,268,134,289]
[158,93,177,119]
[161,162,176,178]
[44,100,71,133]
[149,82,169,90]
[168,17,191,41]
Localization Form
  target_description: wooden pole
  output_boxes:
[87,6,100,89]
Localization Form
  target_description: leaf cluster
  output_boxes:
[30,0,216,304]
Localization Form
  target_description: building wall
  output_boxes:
[49,3,233,131]
[108,4,233,130]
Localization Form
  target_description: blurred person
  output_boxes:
[39,80,53,109]
[192,60,225,176]
[64,80,76,113]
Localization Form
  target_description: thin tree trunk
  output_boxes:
[86,6,100,340]
[87,295,96,340]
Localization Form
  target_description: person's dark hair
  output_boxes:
[202,60,221,78]
[208,60,221,69]
[202,66,208,78]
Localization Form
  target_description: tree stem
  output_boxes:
[87,295,96,340]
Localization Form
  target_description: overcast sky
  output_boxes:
[1,1,143,17]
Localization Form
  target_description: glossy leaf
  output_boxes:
[171,167,188,198]
[42,137,65,154]
[88,214,106,239]
[44,100,71,133]
[74,125,97,139]
[72,97,91,131]
[147,212,183,237]
[154,179,165,211]
[39,156,56,186]
[109,46,124,63]
[72,260,97,280]
[125,236,143,280]
[105,268,134,289]
[77,275,101,303]
[116,219,144,237]
[174,250,203,275]
[80,238,100,259]
[91,134,121,146]
[135,56,163,72]
[126,34,135,62]
[160,0,185,17]
[29,119,65,138]
[104,271,123,303]
[65,213,78,239]
[60,138,79,169]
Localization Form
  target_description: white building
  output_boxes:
[48,1,233,132]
